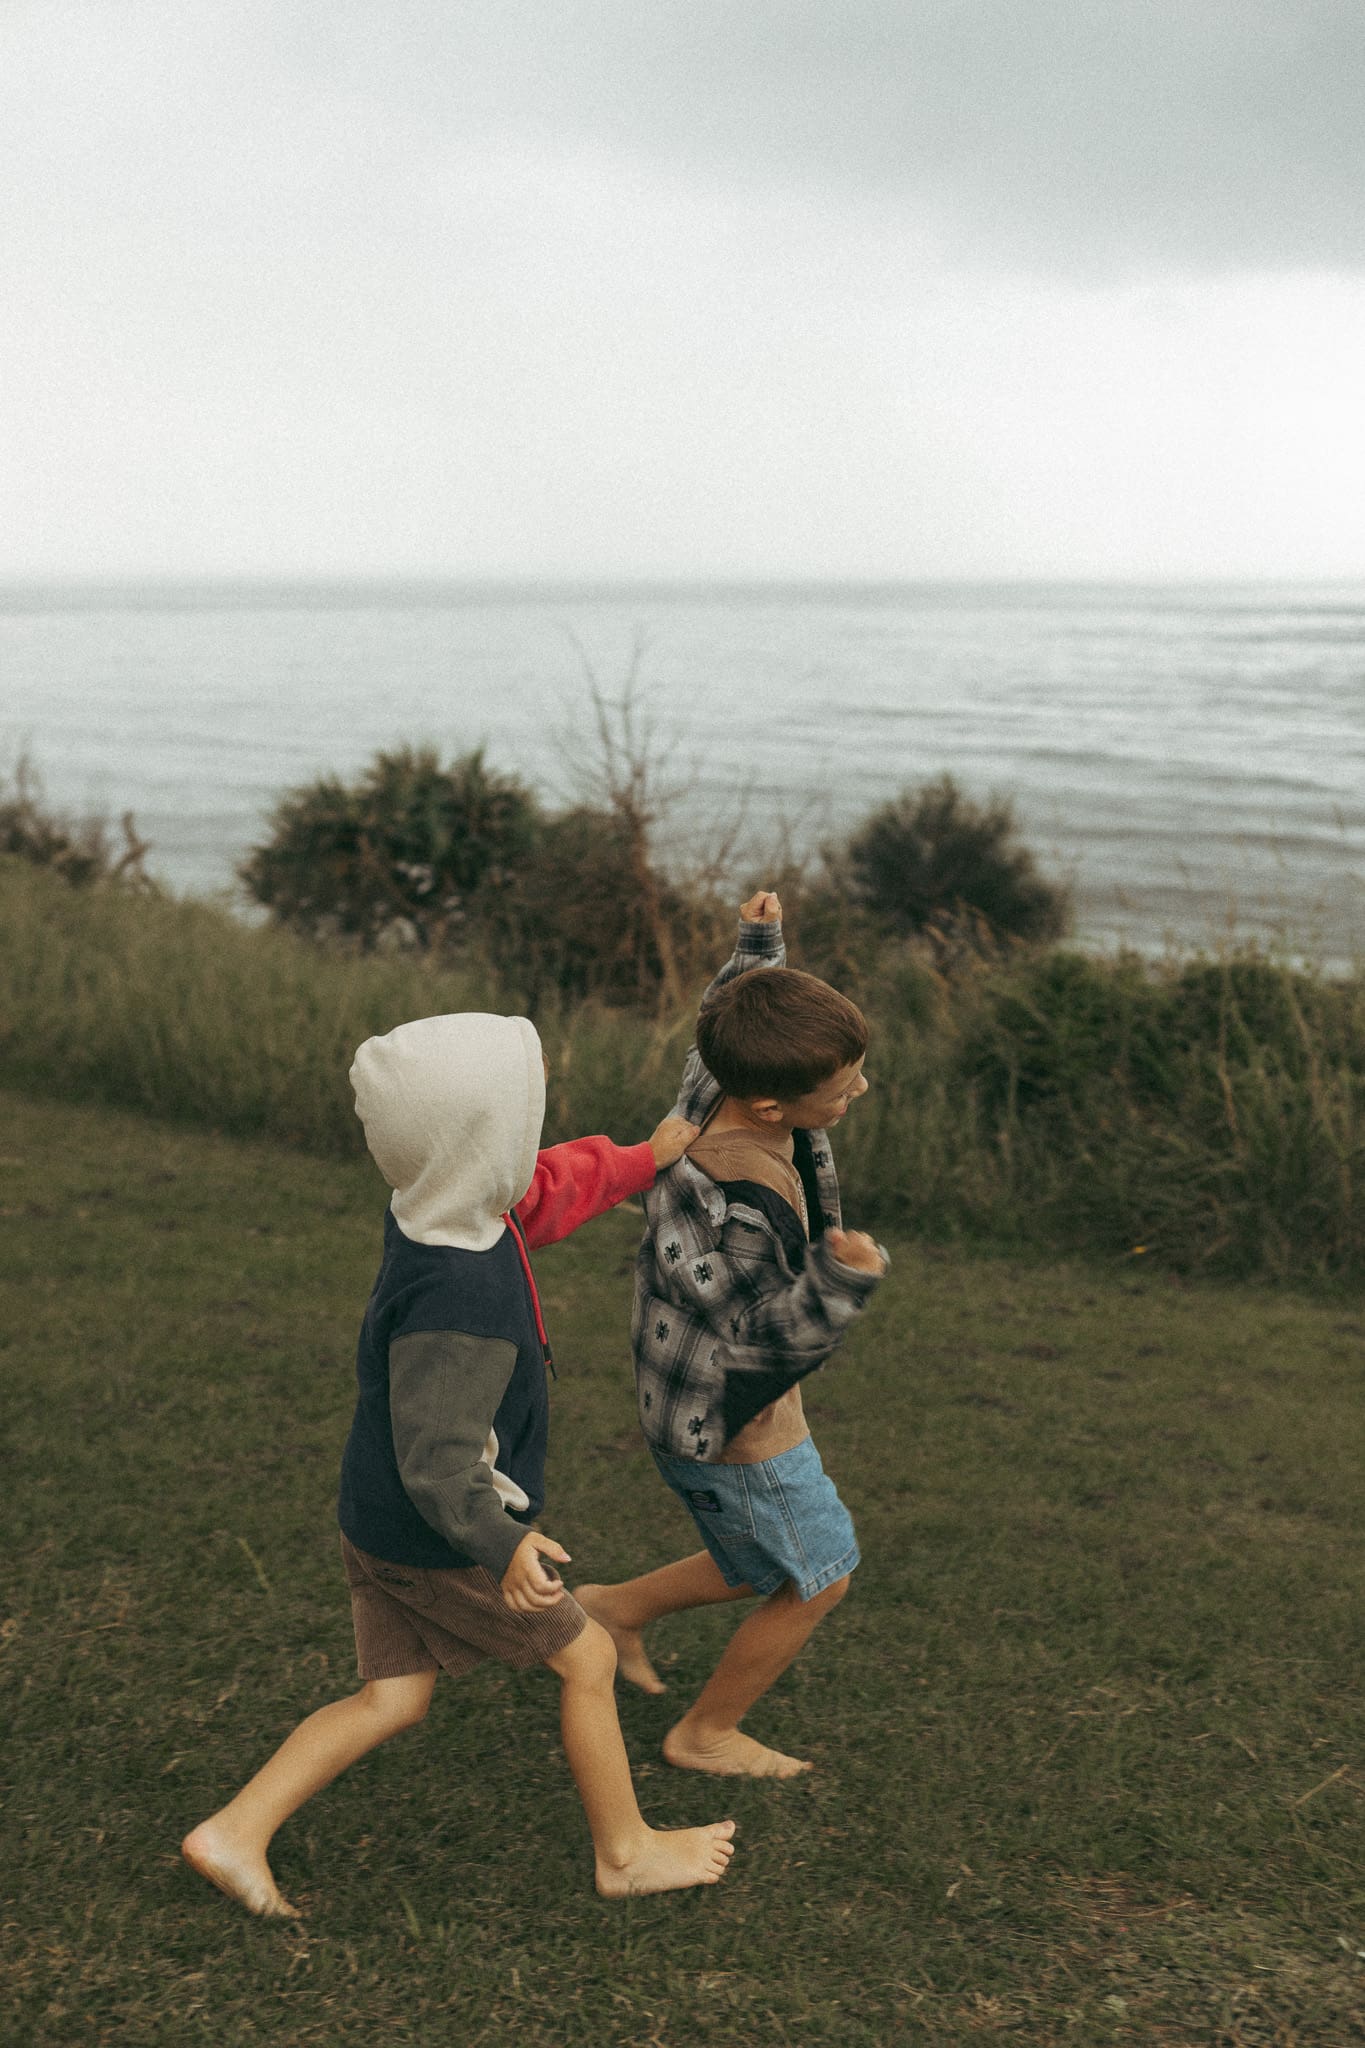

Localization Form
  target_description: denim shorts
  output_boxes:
[651,1435,860,1603]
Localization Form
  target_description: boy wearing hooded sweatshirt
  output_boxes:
[182,1011,736,1912]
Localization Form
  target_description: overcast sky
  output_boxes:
[3,0,1364,582]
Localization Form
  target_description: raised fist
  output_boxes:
[825,1228,886,1276]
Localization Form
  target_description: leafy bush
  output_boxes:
[237,742,707,1006]
[238,745,541,950]
[838,774,1068,947]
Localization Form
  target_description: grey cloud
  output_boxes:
[292,0,1365,277]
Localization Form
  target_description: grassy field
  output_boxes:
[2,1090,1363,2046]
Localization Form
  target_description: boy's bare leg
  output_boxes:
[181,1670,437,1916]
[577,1551,751,1694]
[548,1619,736,1896]
[663,1574,851,1780]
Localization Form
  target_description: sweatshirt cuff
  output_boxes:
[477,1514,530,1581]
[617,1138,660,1195]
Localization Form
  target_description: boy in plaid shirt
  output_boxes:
[579,890,886,1778]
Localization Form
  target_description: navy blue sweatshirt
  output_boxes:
[337,1211,549,1574]
[339,1011,657,1579]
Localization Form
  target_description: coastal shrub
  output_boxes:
[227,724,1073,1001]
[1168,955,1350,1078]
[0,756,154,890]
[238,745,542,951]
[0,857,496,1151]
[836,774,1069,947]
[237,745,707,1007]
[947,945,1364,1276]
[496,806,700,1009]
[961,949,1181,1114]
[2,858,1359,1281]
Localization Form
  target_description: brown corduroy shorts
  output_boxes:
[341,1534,588,1681]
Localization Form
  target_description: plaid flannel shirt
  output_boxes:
[631,916,884,1461]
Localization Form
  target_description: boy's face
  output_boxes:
[774,1056,868,1131]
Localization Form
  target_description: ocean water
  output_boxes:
[1,580,1361,962]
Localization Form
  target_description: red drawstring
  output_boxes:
[504,1210,555,1376]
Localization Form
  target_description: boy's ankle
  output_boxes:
[592,1823,652,1872]
[673,1711,735,1743]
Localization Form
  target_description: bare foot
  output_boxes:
[575,1585,667,1695]
[595,1819,737,1897]
[663,1723,812,1779]
[181,1819,299,1918]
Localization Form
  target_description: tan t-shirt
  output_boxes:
[687,1118,812,1465]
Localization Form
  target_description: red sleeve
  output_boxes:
[515,1136,657,1250]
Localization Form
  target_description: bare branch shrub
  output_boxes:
[0,753,155,891]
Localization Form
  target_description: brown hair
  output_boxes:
[696,967,868,1102]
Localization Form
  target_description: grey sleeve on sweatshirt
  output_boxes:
[388,1330,526,1579]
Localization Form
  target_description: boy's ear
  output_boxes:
[748,1097,785,1124]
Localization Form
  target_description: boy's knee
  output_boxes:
[360,1672,434,1732]
[772,1572,851,1615]
[808,1573,852,1616]
[553,1615,618,1687]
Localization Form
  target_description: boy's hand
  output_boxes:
[740,889,781,924]
[825,1228,887,1277]
[500,1532,571,1613]
[649,1115,701,1170]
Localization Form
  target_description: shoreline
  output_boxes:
[5,578,1359,966]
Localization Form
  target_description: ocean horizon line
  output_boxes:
[2,572,1364,615]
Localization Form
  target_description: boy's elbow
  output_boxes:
[400,1458,483,1543]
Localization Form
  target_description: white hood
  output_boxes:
[350,1012,546,1250]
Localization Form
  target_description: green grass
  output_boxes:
[2,1091,1363,2045]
